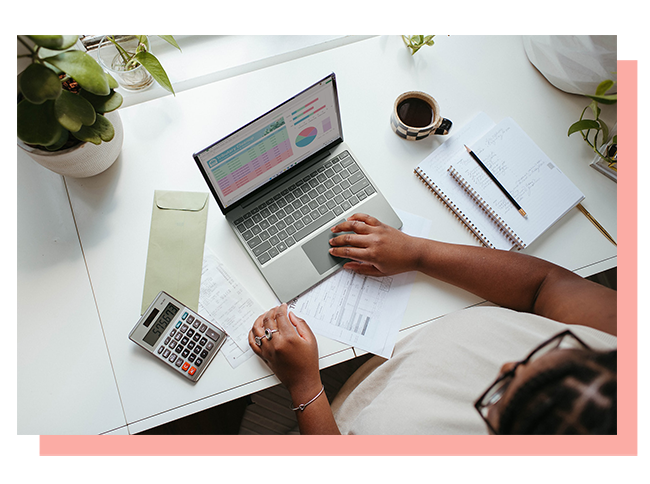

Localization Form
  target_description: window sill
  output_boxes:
[88,35,374,107]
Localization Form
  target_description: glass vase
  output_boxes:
[97,35,154,91]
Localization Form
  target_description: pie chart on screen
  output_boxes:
[296,126,317,147]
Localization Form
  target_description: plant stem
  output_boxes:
[108,36,133,66]
[580,130,612,163]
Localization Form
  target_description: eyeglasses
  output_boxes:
[474,330,591,434]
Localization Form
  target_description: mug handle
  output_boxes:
[434,118,453,135]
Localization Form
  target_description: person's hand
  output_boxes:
[248,304,322,402]
[329,213,422,276]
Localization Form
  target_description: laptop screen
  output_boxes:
[194,73,342,211]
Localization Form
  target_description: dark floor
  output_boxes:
[138,266,617,435]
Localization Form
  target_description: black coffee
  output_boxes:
[397,97,433,127]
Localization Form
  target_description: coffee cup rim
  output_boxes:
[393,91,441,130]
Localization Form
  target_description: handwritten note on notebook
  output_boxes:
[415,114,584,250]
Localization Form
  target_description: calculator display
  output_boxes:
[143,302,179,346]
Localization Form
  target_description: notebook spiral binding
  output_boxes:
[447,167,525,249]
[414,167,494,249]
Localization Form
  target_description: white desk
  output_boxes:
[17,154,127,435]
[18,35,617,434]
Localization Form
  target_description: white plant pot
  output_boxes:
[522,35,617,96]
[18,111,124,178]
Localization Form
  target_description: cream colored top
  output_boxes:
[332,306,617,435]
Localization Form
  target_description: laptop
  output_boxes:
[193,73,402,302]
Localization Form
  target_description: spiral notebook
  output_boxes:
[414,113,584,250]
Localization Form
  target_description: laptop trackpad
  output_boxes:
[302,222,352,275]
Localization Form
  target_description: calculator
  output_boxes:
[129,291,227,382]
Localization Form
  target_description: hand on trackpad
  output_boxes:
[301,221,351,275]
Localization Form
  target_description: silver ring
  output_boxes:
[265,328,278,340]
[254,335,264,347]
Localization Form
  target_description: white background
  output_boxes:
[8,3,648,482]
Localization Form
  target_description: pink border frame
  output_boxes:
[39,60,637,457]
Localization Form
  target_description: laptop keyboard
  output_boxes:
[233,151,376,265]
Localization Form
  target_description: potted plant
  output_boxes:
[17,35,179,178]
[567,79,617,181]
[96,35,180,93]
[402,35,436,55]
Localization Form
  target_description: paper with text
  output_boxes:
[198,248,260,368]
[198,301,254,368]
[414,113,512,249]
[449,117,584,248]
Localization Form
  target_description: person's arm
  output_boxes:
[329,213,616,336]
[248,304,340,434]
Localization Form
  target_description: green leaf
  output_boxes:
[72,114,114,145]
[19,63,62,104]
[54,90,96,132]
[158,36,181,51]
[46,51,110,96]
[588,100,600,120]
[585,93,617,105]
[27,35,78,51]
[92,114,115,141]
[568,119,600,136]
[134,51,175,95]
[80,89,123,113]
[595,79,614,96]
[17,99,63,146]
[72,125,101,144]
[105,72,119,90]
[44,129,71,151]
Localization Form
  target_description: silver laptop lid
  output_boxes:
[193,73,343,214]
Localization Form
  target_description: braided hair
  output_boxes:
[497,350,617,434]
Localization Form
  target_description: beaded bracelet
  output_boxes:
[290,385,325,412]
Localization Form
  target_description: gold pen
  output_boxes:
[577,203,617,246]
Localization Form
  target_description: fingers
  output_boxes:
[273,303,294,332]
[330,213,382,235]
[328,245,369,262]
[272,304,315,343]
[249,305,282,352]
[329,232,369,248]
[250,304,297,339]
[342,261,385,277]
[248,304,316,357]
[261,307,279,330]
[248,312,266,355]
[347,213,383,227]
[288,310,315,341]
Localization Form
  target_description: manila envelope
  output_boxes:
[141,190,209,314]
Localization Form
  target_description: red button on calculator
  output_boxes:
[182,362,190,372]
[188,366,197,376]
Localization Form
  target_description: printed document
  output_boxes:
[198,248,259,368]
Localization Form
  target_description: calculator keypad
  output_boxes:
[155,310,225,382]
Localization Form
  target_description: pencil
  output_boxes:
[464,145,526,217]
